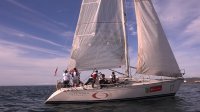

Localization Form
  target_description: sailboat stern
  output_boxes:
[45,89,70,104]
[45,86,114,104]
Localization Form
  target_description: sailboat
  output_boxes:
[45,0,184,104]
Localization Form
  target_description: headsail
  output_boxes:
[68,0,126,71]
[134,0,181,77]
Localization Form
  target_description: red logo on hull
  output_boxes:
[145,85,162,93]
[150,85,162,92]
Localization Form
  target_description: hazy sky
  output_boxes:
[0,0,199,86]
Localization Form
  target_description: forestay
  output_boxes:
[134,0,181,77]
[68,0,126,71]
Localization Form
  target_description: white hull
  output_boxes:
[45,78,183,104]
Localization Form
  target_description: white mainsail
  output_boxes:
[68,0,126,71]
[134,0,181,77]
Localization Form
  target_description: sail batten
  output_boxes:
[68,0,126,71]
[134,0,181,77]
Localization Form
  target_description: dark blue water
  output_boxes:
[0,83,199,112]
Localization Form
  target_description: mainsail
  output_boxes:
[68,0,126,71]
[134,0,181,77]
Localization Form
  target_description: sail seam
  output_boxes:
[77,22,123,25]
[83,2,98,5]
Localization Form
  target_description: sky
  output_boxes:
[0,0,199,86]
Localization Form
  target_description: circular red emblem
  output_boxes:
[92,92,109,99]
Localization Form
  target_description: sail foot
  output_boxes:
[136,68,182,77]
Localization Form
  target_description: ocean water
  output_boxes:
[0,83,199,112]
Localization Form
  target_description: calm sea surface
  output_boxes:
[0,83,199,112]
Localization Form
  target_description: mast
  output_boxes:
[121,0,129,77]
